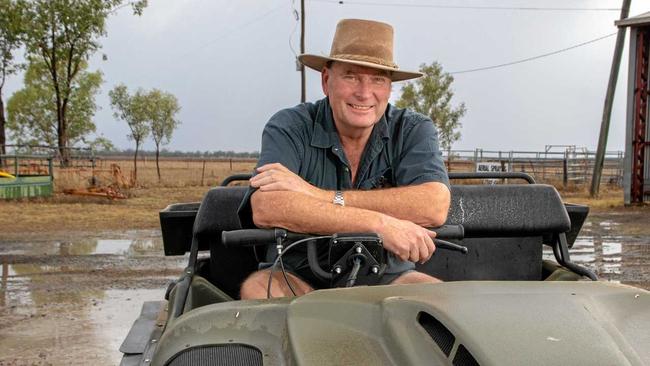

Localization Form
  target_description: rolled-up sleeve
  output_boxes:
[394,116,450,188]
[237,110,306,228]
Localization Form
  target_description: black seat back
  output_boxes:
[417,184,570,280]
[193,186,255,298]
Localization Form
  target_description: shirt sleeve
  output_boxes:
[394,116,450,188]
[237,110,306,228]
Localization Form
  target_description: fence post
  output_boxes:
[229,158,233,171]
[201,160,206,186]
[563,158,568,188]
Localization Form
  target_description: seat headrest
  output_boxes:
[447,184,570,236]
[193,186,248,237]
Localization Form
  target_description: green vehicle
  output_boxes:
[120,173,650,366]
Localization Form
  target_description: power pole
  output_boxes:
[300,0,306,103]
[590,0,631,197]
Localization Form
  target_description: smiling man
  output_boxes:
[238,19,451,299]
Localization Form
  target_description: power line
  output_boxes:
[178,4,286,58]
[449,32,617,74]
[311,0,621,12]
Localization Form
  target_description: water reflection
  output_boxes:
[0,236,163,256]
[543,218,650,290]
[0,232,182,364]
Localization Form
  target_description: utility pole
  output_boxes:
[300,0,306,103]
[590,0,631,197]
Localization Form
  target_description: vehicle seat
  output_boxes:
[417,184,570,281]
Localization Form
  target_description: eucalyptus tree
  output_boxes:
[109,84,149,184]
[396,62,466,154]
[147,89,180,182]
[7,60,102,148]
[0,0,26,159]
[20,0,146,165]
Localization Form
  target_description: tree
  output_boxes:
[0,0,26,160]
[147,89,180,182]
[20,0,146,165]
[395,62,466,153]
[7,59,103,147]
[109,84,149,184]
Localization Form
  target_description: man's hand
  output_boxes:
[377,215,437,263]
[250,163,326,199]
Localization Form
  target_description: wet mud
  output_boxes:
[0,231,185,365]
[1,214,649,365]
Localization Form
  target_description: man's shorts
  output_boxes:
[259,242,416,290]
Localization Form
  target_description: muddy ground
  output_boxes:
[0,193,648,365]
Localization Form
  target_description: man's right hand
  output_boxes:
[376,215,437,263]
[250,163,327,200]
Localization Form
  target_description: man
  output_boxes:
[238,19,450,299]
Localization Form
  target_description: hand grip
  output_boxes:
[430,225,464,240]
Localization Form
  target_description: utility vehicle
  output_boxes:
[120,173,650,366]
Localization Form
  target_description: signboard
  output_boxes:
[476,162,508,173]
[476,162,509,184]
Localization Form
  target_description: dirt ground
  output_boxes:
[0,186,649,365]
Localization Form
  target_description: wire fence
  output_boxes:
[1,145,625,190]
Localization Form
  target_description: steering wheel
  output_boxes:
[222,225,467,288]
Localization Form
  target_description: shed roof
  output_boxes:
[616,11,650,28]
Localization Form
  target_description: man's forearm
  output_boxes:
[251,190,384,234]
[308,182,450,227]
[251,189,442,262]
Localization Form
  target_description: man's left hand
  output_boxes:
[250,163,326,199]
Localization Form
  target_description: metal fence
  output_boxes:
[444,148,624,187]
[1,145,626,189]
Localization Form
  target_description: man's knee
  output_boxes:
[240,271,270,300]
[391,271,441,285]
[240,270,314,300]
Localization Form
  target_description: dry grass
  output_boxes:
[52,157,256,192]
[0,186,209,240]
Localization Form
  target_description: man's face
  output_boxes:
[321,62,392,134]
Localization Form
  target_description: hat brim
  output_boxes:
[299,54,422,82]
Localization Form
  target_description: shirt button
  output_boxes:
[344,167,349,172]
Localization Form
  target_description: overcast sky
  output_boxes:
[4,0,647,153]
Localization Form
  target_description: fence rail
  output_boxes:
[1,145,625,189]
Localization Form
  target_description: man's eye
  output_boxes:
[372,76,388,85]
[343,75,358,82]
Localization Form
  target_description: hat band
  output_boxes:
[330,53,398,69]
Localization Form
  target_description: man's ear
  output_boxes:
[321,67,330,97]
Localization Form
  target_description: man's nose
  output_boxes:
[353,78,373,99]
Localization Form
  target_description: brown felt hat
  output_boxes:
[299,19,422,82]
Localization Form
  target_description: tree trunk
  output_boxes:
[0,89,6,167]
[56,96,70,167]
[155,147,161,183]
[133,141,139,185]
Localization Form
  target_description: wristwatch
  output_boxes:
[333,190,345,206]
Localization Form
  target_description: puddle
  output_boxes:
[0,236,163,256]
[0,286,166,365]
[543,217,650,290]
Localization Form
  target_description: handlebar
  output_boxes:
[222,225,467,253]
